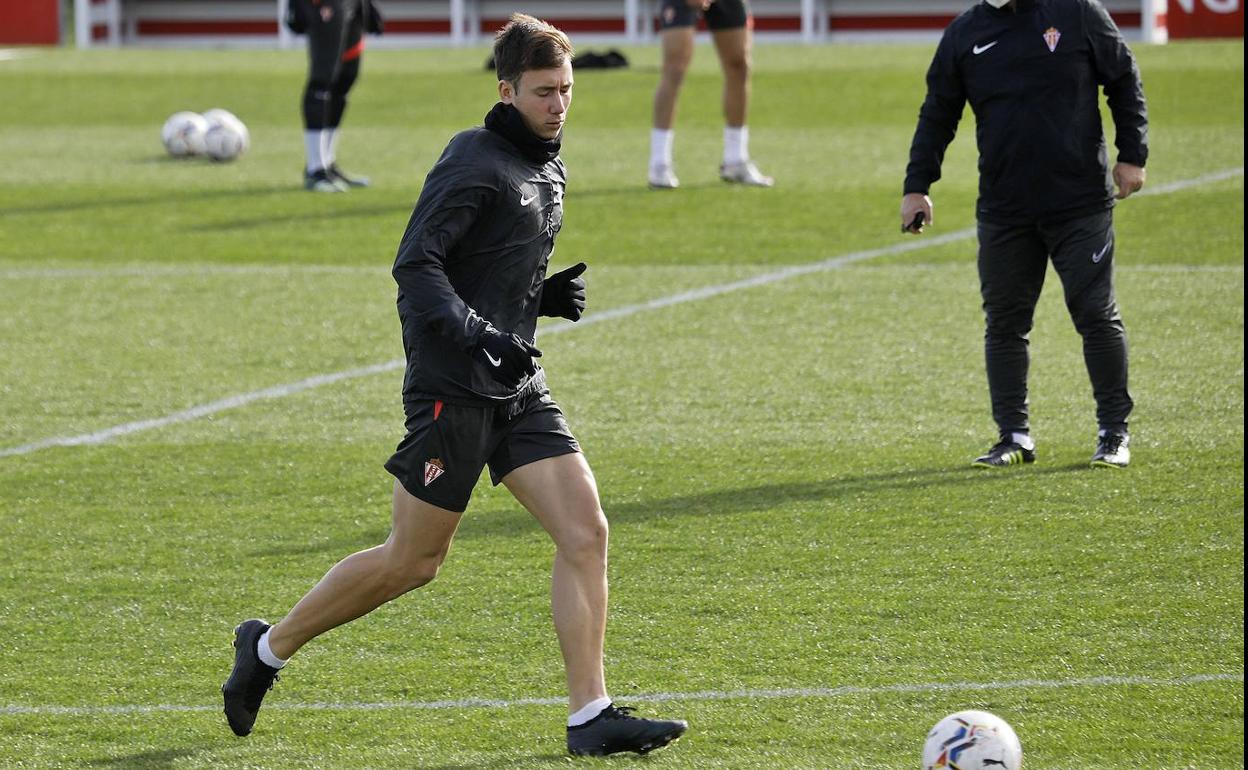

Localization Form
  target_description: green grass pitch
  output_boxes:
[0,38,1242,768]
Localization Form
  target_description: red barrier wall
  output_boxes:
[0,0,61,44]
[1169,0,1244,37]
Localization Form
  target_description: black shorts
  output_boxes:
[384,387,581,513]
[658,0,751,31]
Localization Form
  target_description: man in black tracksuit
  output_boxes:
[901,0,1147,468]
[290,0,380,191]
[223,14,688,757]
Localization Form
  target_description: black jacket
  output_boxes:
[392,125,567,406]
[904,0,1148,224]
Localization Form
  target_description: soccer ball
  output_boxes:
[201,109,250,162]
[161,111,209,157]
[922,710,1022,770]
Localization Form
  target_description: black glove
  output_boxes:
[284,0,310,33]
[539,262,587,322]
[474,327,542,388]
[366,0,384,34]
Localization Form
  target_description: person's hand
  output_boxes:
[539,262,587,321]
[474,328,542,388]
[685,0,711,10]
[1113,162,1145,199]
[900,193,934,234]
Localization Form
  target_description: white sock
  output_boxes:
[324,127,340,169]
[649,128,674,171]
[256,628,288,670]
[305,130,326,174]
[723,125,748,166]
[568,696,613,727]
[1010,432,1035,450]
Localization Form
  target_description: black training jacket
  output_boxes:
[904,0,1148,224]
[392,127,566,406]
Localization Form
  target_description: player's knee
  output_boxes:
[382,552,444,598]
[722,53,751,80]
[560,511,609,564]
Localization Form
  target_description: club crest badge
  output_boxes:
[423,458,446,486]
[1044,27,1061,52]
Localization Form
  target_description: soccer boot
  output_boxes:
[648,164,680,189]
[567,704,688,756]
[222,619,281,737]
[1091,431,1130,468]
[327,164,371,188]
[973,438,1036,468]
[720,160,774,187]
[304,168,348,193]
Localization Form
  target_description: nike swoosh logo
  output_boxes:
[973,41,998,55]
[1092,239,1112,263]
[484,351,502,367]
[520,194,538,206]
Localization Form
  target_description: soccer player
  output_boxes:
[900,0,1147,469]
[223,14,689,757]
[648,0,773,188]
[290,0,380,192]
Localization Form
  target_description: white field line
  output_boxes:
[0,672,1239,717]
[1,166,1241,459]
[0,49,37,62]
[1,166,1241,282]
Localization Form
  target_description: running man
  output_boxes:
[223,13,689,757]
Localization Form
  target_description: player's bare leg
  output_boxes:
[503,452,687,755]
[649,27,695,188]
[222,481,462,736]
[713,26,772,186]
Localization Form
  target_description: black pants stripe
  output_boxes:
[977,209,1132,436]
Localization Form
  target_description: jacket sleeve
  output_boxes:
[904,27,967,195]
[392,160,499,353]
[1085,0,1148,166]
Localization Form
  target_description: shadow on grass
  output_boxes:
[1,184,300,217]
[249,462,1088,558]
[86,748,199,769]
[187,203,412,232]
[419,755,568,770]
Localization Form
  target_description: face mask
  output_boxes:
[985,0,1011,7]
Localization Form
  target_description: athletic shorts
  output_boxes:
[658,0,751,31]
[383,387,581,513]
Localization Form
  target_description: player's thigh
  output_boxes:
[502,452,605,550]
[977,220,1049,316]
[711,26,751,72]
[660,27,696,74]
[386,479,463,565]
[1045,209,1116,309]
[306,1,350,83]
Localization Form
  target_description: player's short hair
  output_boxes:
[493,13,574,87]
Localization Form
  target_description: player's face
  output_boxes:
[499,58,574,141]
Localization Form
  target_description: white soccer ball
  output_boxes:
[922,710,1022,770]
[203,121,249,162]
[161,111,209,157]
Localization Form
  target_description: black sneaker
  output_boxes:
[327,164,370,188]
[1091,432,1130,468]
[567,704,688,756]
[973,437,1036,468]
[304,168,347,192]
[222,619,280,737]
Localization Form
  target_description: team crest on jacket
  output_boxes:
[424,458,446,486]
[1043,27,1061,52]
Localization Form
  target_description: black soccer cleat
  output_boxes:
[973,438,1036,468]
[1091,431,1130,468]
[327,164,370,188]
[567,704,688,756]
[222,619,280,737]
[304,168,347,193]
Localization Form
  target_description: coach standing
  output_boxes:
[900,0,1148,469]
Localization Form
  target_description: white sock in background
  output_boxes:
[256,628,288,670]
[723,125,748,166]
[324,127,340,169]
[649,128,674,171]
[567,696,613,727]
[1010,432,1035,450]
[305,130,326,174]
